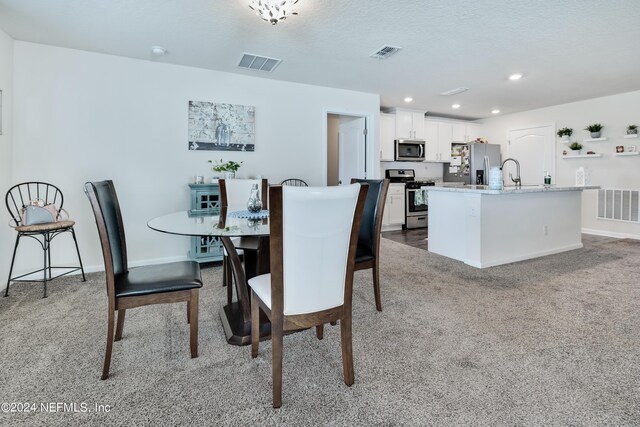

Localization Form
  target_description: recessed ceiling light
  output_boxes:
[404,97,413,103]
[151,46,167,56]
[491,109,501,114]
[451,104,461,109]
[508,73,523,81]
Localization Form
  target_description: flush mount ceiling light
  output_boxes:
[491,109,501,114]
[249,0,299,25]
[508,73,523,81]
[451,104,461,109]
[151,46,167,56]
[404,97,413,103]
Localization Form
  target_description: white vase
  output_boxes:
[590,132,601,138]
[571,149,581,156]
[225,172,235,180]
[561,135,570,142]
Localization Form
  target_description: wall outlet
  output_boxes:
[470,207,476,217]
[543,225,548,235]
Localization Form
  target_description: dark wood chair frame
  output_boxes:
[84,181,200,380]
[351,178,390,311]
[5,182,86,298]
[218,178,268,305]
[251,184,368,408]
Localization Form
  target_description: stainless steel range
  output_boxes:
[385,169,435,230]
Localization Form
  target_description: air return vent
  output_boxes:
[440,87,469,96]
[597,189,640,223]
[238,53,282,72]
[370,45,402,59]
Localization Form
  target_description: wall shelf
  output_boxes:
[562,154,602,159]
[582,137,608,142]
[614,152,639,156]
[623,134,638,139]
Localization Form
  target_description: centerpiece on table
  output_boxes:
[208,158,243,180]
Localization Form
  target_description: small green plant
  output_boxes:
[569,142,583,151]
[557,127,573,137]
[208,158,243,173]
[585,123,603,132]
[628,125,637,131]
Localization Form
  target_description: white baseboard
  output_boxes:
[582,228,640,240]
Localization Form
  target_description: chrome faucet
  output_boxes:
[501,158,521,188]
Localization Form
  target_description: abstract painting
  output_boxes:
[188,101,255,151]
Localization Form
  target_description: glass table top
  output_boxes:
[148,209,270,237]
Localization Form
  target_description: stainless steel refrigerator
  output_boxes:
[443,143,502,185]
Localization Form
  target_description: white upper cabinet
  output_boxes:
[393,109,426,139]
[437,122,453,162]
[424,121,439,162]
[466,123,482,141]
[423,119,483,162]
[452,123,467,142]
[380,113,396,161]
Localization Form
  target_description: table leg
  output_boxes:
[219,236,271,346]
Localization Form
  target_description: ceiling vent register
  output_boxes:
[370,45,402,60]
[238,53,282,72]
[440,87,469,96]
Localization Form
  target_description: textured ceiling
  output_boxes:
[1,0,639,119]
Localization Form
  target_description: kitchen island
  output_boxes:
[427,185,599,268]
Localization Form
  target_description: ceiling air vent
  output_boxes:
[238,53,282,72]
[370,45,402,60]
[440,87,469,96]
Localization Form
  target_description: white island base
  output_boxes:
[428,186,596,268]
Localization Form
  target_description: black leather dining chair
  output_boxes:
[84,180,203,380]
[351,178,390,311]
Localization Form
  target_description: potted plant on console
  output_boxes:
[585,123,603,139]
[209,158,243,180]
[568,142,583,155]
[627,125,638,135]
[557,127,573,142]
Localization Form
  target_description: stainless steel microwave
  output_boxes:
[395,139,426,161]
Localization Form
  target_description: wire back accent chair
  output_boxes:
[350,178,390,311]
[84,180,203,380]
[248,183,368,407]
[280,178,308,187]
[5,182,86,298]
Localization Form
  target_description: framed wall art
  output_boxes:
[188,101,255,151]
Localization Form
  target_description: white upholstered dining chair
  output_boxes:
[218,179,268,302]
[248,183,367,408]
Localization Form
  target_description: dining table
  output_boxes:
[148,208,271,346]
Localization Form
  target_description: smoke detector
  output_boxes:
[151,46,167,56]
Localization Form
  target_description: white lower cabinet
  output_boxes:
[382,184,405,230]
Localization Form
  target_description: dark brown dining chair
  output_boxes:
[5,182,86,298]
[84,180,202,380]
[351,178,390,311]
[218,178,268,303]
[280,178,308,187]
[248,183,367,408]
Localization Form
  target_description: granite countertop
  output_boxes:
[426,185,600,194]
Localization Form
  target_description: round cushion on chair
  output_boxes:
[15,220,75,232]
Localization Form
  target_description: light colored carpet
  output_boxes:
[1,237,639,426]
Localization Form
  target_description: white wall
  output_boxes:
[0,28,13,291]
[481,90,640,239]
[10,42,380,276]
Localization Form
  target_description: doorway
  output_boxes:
[326,113,367,185]
[506,124,555,185]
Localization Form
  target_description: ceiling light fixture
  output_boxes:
[404,97,413,103]
[491,109,501,114]
[508,73,523,81]
[452,104,461,109]
[249,0,299,25]
[151,46,167,56]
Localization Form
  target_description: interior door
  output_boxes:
[339,117,366,184]
[507,124,555,186]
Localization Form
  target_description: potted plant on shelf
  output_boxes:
[568,142,583,155]
[209,158,243,179]
[585,123,603,138]
[627,125,638,135]
[557,127,573,142]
